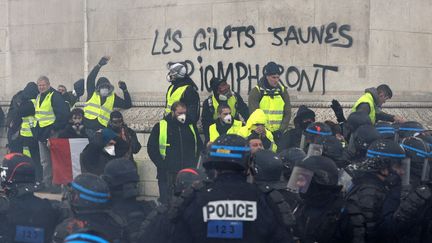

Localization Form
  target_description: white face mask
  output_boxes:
[104,145,116,156]
[100,88,110,97]
[219,94,228,101]
[223,114,232,124]
[176,114,186,124]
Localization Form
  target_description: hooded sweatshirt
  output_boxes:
[84,65,132,129]
[237,109,277,152]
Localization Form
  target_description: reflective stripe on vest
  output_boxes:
[159,120,197,159]
[211,95,237,120]
[20,99,36,137]
[84,92,115,127]
[23,146,31,158]
[258,85,285,132]
[35,92,55,128]
[352,92,376,124]
[209,120,243,142]
[165,85,189,114]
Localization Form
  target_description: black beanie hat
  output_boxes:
[264,61,281,76]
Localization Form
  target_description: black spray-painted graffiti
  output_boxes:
[153,23,352,94]
[168,56,338,95]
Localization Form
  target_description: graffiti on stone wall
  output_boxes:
[152,23,352,95]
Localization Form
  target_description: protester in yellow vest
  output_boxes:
[207,104,243,145]
[237,109,277,152]
[201,77,249,142]
[165,63,200,125]
[83,56,132,138]
[34,76,70,192]
[352,84,405,124]
[13,82,43,183]
[147,101,203,203]
[248,61,291,144]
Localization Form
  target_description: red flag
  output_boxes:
[49,138,89,185]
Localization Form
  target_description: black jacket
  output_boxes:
[84,65,132,129]
[52,210,127,243]
[278,128,302,153]
[0,193,61,243]
[170,173,294,243]
[109,125,142,161]
[80,132,130,175]
[201,92,249,140]
[166,77,200,125]
[147,115,203,173]
[58,124,88,138]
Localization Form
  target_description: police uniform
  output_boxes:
[169,134,293,243]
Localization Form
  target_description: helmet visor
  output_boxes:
[400,158,411,186]
[287,166,314,193]
[306,144,323,158]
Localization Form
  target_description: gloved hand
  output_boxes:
[73,78,85,97]
[98,56,110,66]
[331,99,346,123]
[118,81,128,91]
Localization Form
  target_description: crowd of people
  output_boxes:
[0,56,430,242]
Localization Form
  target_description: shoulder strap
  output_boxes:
[168,181,207,223]
[259,185,296,229]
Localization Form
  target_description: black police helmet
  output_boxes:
[375,121,396,140]
[359,139,406,172]
[398,121,425,139]
[203,134,251,171]
[102,158,139,187]
[64,229,110,243]
[1,153,35,186]
[322,136,344,161]
[253,150,283,182]
[297,156,339,186]
[416,132,432,151]
[367,139,405,159]
[68,173,110,210]
[401,136,430,163]
[304,122,333,144]
[174,168,204,195]
[279,148,306,180]
[352,124,381,152]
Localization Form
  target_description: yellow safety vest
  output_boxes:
[84,93,115,127]
[209,120,242,142]
[20,99,36,137]
[258,85,285,132]
[159,119,197,159]
[35,92,55,128]
[165,85,189,114]
[210,95,237,120]
[352,92,376,124]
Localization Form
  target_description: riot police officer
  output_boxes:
[341,139,432,242]
[52,173,128,243]
[102,158,155,242]
[0,153,60,242]
[289,156,345,243]
[169,134,294,242]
